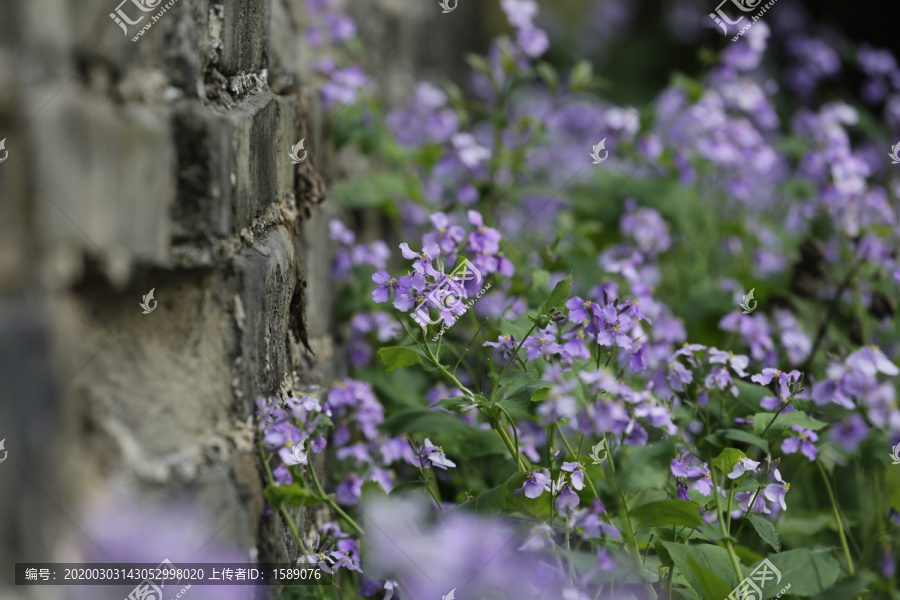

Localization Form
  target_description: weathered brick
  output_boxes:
[227,92,278,232]
[31,95,176,267]
[172,103,235,242]
[232,225,296,409]
[219,0,268,75]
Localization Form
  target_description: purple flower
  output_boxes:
[392,272,427,311]
[629,343,648,372]
[484,334,517,360]
[831,414,870,452]
[336,473,363,505]
[708,347,749,377]
[596,318,634,350]
[418,438,456,470]
[667,361,693,392]
[324,11,356,42]
[524,333,564,361]
[728,457,760,479]
[705,365,737,397]
[764,479,789,513]
[371,271,398,303]
[452,133,491,167]
[561,461,585,491]
[846,346,899,377]
[273,464,293,486]
[500,0,539,29]
[566,296,601,325]
[399,242,442,277]
[516,469,552,498]
[781,425,818,461]
[555,482,580,517]
[516,26,549,57]
[751,368,801,399]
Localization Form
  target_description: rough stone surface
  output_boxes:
[0,1,339,598]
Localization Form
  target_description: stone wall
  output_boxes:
[0,1,338,598]
[0,0,482,598]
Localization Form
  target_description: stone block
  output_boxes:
[232,225,296,409]
[227,92,278,232]
[172,102,235,243]
[220,0,268,75]
[31,95,175,268]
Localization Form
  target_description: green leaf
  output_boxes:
[711,448,746,475]
[466,54,494,82]
[534,62,558,93]
[569,60,593,91]
[361,480,388,502]
[687,555,734,599]
[379,407,507,457]
[388,480,429,498]
[752,411,828,438]
[452,472,552,519]
[497,379,553,411]
[309,413,334,439]
[537,273,572,316]
[616,439,676,492]
[531,268,550,291]
[670,71,705,103]
[631,500,703,528]
[811,572,876,600]
[435,395,481,413]
[333,173,406,209]
[743,513,781,552]
[659,541,740,594]
[760,549,841,596]
[264,484,325,510]
[722,429,770,454]
[377,346,421,372]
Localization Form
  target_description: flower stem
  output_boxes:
[841,236,870,344]
[306,461,365,536]
[557,425,654,598]
[713,469,745,585]
[817,461,854,576]
[490,324,537,401]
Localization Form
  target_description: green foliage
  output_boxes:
[452,472,552,519]
[379,407,508,457]
[752,411,828,438]
[631,499,704,528]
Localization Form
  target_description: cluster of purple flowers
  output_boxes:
[371,210,510,329]
[304,0,366,109]
[283,0,900,596]
[330,219,390,281]
[813,346,900,451]
[258,394,331,486]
